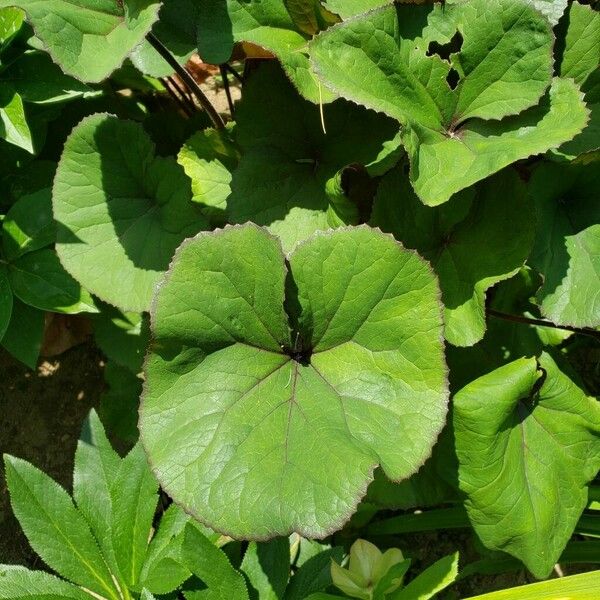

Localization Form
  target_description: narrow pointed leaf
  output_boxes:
[454,354,600,578]
[139,505,191,594]
[3,455,119,599]
[73,410,121,576]
[111,443,159,589]
[182,524,249,599]
[53,114,208,312]
[390,552,459,600]
[241,539,290,600]
[0,565,91,600]
[140,225,447,538]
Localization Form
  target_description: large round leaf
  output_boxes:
[140,225,448,538]
[53,114,208,312]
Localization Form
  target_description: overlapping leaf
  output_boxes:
[53,114,208,312]
[140,224,448,538]
[553,1,600,160]
[196,0,338,102]
[310,0,588,205]
[528,162,600,327]
[371,167,535,346]
[228,64,398,250]
[178,124,239,226]
[454,353,600,578]
[0,0,161,82]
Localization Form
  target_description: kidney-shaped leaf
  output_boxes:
[140,225,448,539]
[0,0,161,83]
[454,353,600,578]
[310,0,587,205]
[371,168,535,346]
[53,114,208,313]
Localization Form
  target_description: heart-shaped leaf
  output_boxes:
[140,224,448,538]
[0,0,161,83]
[53,114,208,313]
[454,353,600,578]
[310,0,587,205]
[371,167,535,346]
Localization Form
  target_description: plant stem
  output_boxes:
[147,32,225,129]
[160,77,194,117]
[487,309,600,341]
[220,65,235,116]
[166,75,197,115]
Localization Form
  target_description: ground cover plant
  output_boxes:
[0,0,599,598]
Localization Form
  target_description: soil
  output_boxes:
[0,343,105,565]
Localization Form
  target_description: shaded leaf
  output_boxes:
[8,248,98,314]
[53,114,208,312]
[2,187,55,259]
[229,64,398,250]
[371,167,535,346]
[528,162,600,327]
[0,265,12,340]
[197,0,336,103]
[0,297,44,369]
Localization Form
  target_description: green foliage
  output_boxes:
[140,224,447,537]
[310,0,588,205]
[454,353,600,578]
[0,0,599,595]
